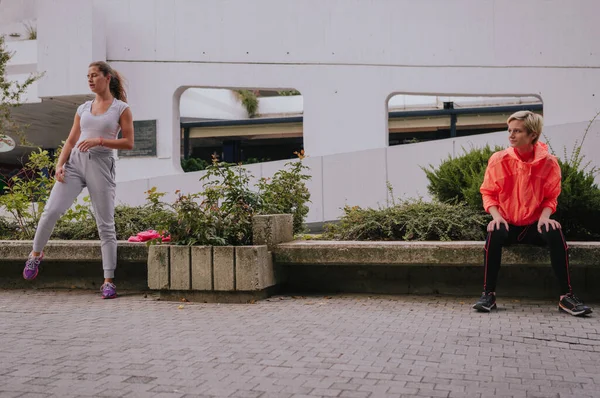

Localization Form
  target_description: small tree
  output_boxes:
[1,35,42,145]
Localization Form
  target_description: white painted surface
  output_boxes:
[388,95,541,111]
[36,0,106,98]
[110,121,600,223]
[5,40,37,72]
[257,95,303,117]
[4,41,39,103]
[180,89,247,120]
[0,0,36,38]
[3,0,600,224]
[181,89,303,119]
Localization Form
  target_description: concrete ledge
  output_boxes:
[3,239,599,299]
[148,245,277,293]
[274,241,600,266]
[252,214,294,250]
[275,241,600,299]
[0,241,148,291]
[0,240,149,262]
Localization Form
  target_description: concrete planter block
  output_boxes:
[148,245,170,290]
[252,214,294,250]
[235,246,275,291]
[191,246,213,290]
[170,246,191,290]
[213,246,235,291]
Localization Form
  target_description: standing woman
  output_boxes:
[23,61,134,299]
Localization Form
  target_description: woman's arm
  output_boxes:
[55,113,82,182]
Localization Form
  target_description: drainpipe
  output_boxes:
[444,102,457,138]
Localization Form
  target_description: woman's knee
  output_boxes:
[489,224,509,241]
[540,225,565,243]
[39,203,65,223]
[96,223,116,239]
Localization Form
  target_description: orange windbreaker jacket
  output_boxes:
[480,142,561,226]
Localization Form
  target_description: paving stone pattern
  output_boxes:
[1,291,599,398]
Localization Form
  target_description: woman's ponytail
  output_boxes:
[89,61,128,103]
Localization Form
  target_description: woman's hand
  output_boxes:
[538,217,561,233]
[487,216,509,232]
[55,165,65,183]
[76,138,101,152]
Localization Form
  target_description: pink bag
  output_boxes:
[127,230,170,243]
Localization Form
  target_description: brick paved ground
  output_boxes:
[0,291,599,398]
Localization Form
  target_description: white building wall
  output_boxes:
[112,120,600,224]
[36,0,106,98]
[0,0,36,37]
[4,40,40,103]
[180,89,248,120]
[7,0,600,223]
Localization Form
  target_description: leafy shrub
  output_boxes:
[148,155,311,245]
[51,197,176,240]
[244,157,271,164]
[277,90,301,96]
[114,204,174,240]
[0,216,17,239]
[0,150,312,244]
[423,116,600,240]
[181,157,208,172]
[0,148,60,239]
[52,219,99,240]
[145,158,257,246]
[422,145,503,210]
[323,199,489,241]
[555,160,600,240]
[550,115,600,240]
[234,90,259,117]
[257,156,311,234]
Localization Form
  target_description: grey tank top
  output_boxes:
[75,98,129,156]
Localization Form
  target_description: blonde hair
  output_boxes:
[507,111,543,144]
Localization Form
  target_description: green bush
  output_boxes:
[51,197,175,240]
[244,157,271,164]
[0,148,61,239]
[257,158,311,234]
[147,155,311,245]
[0,216,17,239]
[422,145,503,210]
[114,204,175,240]
[323,199,489,241]
[423,119,600,240]
[52,219,99,240]
[234,90,259,117]
[277,90,301,96]
[0,151,312,244]
[181,157,208,172]
[550,116,600,240]
[555,160,600,240]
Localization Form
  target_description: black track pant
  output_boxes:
[483,223,572,294]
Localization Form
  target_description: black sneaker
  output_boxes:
[473,291,496,312]
[559,294,593,316]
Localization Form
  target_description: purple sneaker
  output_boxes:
[23,252,44,280]
[101,282,117,299]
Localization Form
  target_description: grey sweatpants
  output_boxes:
[33,149,117,278]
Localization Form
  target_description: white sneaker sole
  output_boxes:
[559,304,592,316]
[473,302,497,312]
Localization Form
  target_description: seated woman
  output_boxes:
[473,111,592,316]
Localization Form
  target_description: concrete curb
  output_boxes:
[0,240,148,262]
[274,240,600,266]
